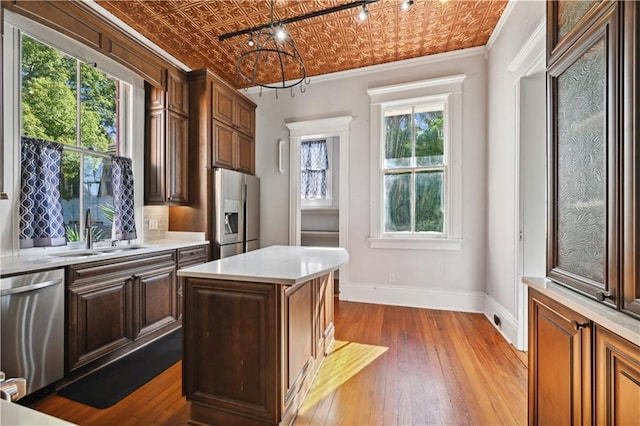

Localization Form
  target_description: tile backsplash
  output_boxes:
[143,206,169,241]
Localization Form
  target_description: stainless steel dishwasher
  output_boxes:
[1,269,64,395]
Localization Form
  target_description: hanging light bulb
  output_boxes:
[358,4,369,21]
[247,33,255,47]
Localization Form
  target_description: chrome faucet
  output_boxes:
[85,208,93,249]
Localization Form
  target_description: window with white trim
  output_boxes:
[368,76,464,250]
[301,138,333,208]
[383,102,445,234]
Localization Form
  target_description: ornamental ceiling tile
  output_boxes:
[96,0,507,88]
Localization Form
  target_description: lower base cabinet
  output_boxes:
[65,246,206,379]
[594,326,640,424]
[184,272,335,426]
[529,289,640,425]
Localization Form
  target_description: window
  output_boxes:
[20,34,130,242]
[301,139,333,207]
[383,103,445,234]
[368,76,464,250]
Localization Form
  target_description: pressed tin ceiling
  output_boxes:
[96,0,508,89]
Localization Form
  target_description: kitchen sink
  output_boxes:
[48,251,101,258]
[48,245,149,258]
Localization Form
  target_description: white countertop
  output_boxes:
[178,245,348,285]
[0,239,208,276]
[523,277,640,346]
[1,400,75,425]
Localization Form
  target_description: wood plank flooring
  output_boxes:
[31,301,527,425]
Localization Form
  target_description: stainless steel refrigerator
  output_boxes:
[211,167,260,259]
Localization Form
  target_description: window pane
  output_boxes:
[21,35,77,146]
[80,63,118,153]
[61,151,81,241]
[384,109,412,169]
[415,108,444,167]
[384,173,411,232]
[415,171,444,233]
[84,155,114,241]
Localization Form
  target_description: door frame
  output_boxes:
[509,20,546,351]
[285,116,352,281]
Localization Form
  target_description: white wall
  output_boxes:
[250,49,488,312]
[485,0,546,342]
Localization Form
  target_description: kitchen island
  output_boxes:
[177,245,348,426]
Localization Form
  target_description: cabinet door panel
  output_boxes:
[237,132,254,174]
[67,279,133,371]
[595,325,640,425]
[547,6,619,303]
[167,69,188,115]
[184,279,277,422]
[529,290,591,425]
[235,98,255,137]
[135,266,177,339]
[286,281,313,397]
[166,111,189,204]
[144,107,166,205]
[212,83,234,125]
[212,120,235,169]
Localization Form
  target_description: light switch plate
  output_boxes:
[149,219,158,230]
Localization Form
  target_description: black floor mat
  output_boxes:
[57,328,182,409]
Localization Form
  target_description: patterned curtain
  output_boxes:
[301,139,328,199]
[19,137,66,248]
[111,156,137,240]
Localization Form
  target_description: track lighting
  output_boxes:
[275,25,287,42]
[401,0,414,11]
[358,4,369,21]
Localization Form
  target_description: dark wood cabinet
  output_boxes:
[144,69,189,206]
[176,245,208,321]
[67,274,134,372]
[66,250,180,376]
[547,0,640,321]
[209,74,256,174]
[594,325,640,424]
[528,289,592,426]
[168,69,256,238]
[134,264,177,339]
[183,272,335,425]
[212,120,235,170]
[528,287,640,425]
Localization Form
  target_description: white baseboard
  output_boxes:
[483,295,519,346]
[339,282,485,313]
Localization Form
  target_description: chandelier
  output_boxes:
[219,0,384,97]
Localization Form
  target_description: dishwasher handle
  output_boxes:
[0,279,63,297]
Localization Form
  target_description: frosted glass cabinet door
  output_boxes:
[556,39,606,284]
[548,4,619,304]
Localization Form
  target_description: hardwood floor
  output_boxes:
[31,301,527,425]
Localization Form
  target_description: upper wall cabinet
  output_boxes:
[208,73,256,175]
[547,0,640,319]
[144,69,189,205]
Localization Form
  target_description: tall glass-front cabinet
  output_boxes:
[547,0,640,318]
[528,1,640,424]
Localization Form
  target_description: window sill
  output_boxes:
[368,237,462,251]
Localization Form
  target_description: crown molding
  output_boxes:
[486,0,518,50]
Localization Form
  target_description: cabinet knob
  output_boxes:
[571,320,589,330]
[131,274,139,281]
[595,291,614,302]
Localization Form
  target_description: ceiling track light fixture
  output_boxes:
[401,0,414,11]
[219,0,380,97]
[358,4,369,22]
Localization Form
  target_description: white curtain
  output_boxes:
[301,139,328,199]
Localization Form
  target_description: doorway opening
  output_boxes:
[286,116,352,294]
